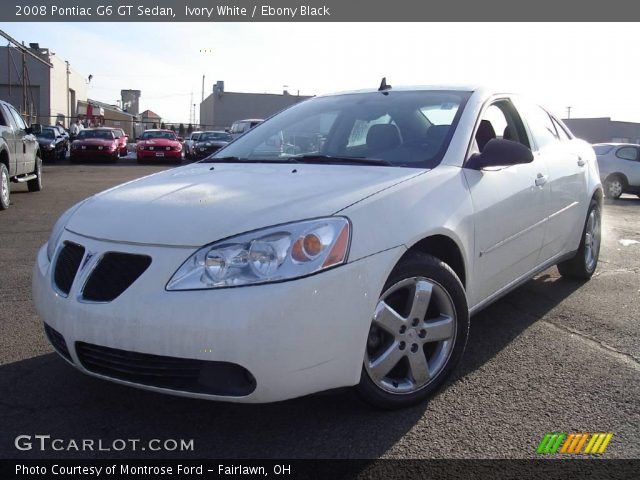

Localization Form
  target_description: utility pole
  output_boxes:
[566,106,572,119]
[66,60,70,126]
[22,42,27,117]
[201,75,205,102]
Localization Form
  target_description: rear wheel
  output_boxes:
[27,155,43,192]
[604,176,624,199]
[557,199,601,279]
[0,163,10,210]
[357,252,469,409]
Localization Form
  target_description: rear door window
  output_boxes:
[615,146,638,161]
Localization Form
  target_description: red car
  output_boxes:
[110,127,129,156]
[136,129,183,163]
[69,128,120,163]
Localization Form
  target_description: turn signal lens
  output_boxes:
[322,223,350,267]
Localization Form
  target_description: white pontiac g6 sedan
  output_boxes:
[33,85,602,409]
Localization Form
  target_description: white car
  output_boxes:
[33,85,602,409]
[593,143,640,199]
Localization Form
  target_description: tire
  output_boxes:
[604,176,624,199]
[27,155,43,192]
[557,199,601,280]
[0,163,10,210]
[357,252,469,409]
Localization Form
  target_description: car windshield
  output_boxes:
[112,129,124,138]
[212,90,470,168]
[142,131,177,140]
[200,132,232,142]
[593,145,614,155]
[39,128,56,140]
[77,130,114,140]
[191,133,201,140]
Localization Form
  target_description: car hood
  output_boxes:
[65,162,423,246]
[73,138,115,146]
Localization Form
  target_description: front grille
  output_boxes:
[146,146,172,151]
[82,253,151,302]
[76,342,256,396]
[53,242,85,295]
[44,323,72,362]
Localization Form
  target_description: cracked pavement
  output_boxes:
[0,160,638,459]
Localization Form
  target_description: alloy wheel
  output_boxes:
[365,277,457,394]
[1,168,9,206]
[607,179,622,198]
[584,207,601,271]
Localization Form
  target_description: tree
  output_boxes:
[160,122,166,129]
[187,123,193,134]
[178,123,185,135]
[170,124,176,132]
[152,122,158,129]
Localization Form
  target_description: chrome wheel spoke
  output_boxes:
[373,301,406,333]
[408,351,430,385]
[423,314,455,342]
[408,280,432,321]
[368,342,403,380]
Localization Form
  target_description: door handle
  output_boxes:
[535,173,548,187]
[577,157,586,166]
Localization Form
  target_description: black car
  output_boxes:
[193,131,233,159]
[37,127,66,161]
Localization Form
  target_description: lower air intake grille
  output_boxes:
[53,242,85,295]
[75,342,256,396]
[82,253,151,302]
[44,323,72,362]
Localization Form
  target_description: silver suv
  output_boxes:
[594,143,640,199]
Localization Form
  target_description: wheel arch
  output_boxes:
[401,234,467,289]
[604,172,628,188]
[0,146,9,170]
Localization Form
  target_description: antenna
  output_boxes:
[378,77,392,92]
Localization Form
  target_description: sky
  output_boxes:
[1,22,637,124]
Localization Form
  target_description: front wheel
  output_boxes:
[27,155,43,192]
[0,163,10,210]
[557,199,601,280]
[604,176,623,199]
[357,252,469,409]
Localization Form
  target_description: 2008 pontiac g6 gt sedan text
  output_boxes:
[33,85,602,409]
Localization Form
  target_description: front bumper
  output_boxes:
[137,149,182,160]
[33,230,402,403]
[70,149,118,161]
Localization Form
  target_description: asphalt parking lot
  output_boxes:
[0,157,638,459]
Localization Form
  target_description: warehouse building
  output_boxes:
[563,117,640,145]
[200,81,312,130]
[0,43,87,126]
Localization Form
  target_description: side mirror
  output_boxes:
[27,123,42,135]
[466,139,533,170]
[177,137,184,142]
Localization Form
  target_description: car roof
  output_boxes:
[200,130,229,134]
[234,119,263,123]
[144,129,175,133]
[594,142,639,148]
[318,84,483,98]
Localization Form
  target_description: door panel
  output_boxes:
[465,159,549,302]
[538,139,587,261]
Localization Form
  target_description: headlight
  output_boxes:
[47,142,55,149]
[46,200,87,261]
[166,217,350,290]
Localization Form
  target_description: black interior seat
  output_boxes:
[366,124,401,154]
[476,120,496,152]
[424,125,450,150]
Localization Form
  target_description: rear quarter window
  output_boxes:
[615,146,638,161]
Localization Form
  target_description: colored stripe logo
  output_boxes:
[537,433,613,455]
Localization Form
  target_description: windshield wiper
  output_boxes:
[287,154,393,166]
